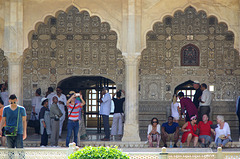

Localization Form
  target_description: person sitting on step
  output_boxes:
[161,116,180,147]
[147,117,161,148]
[181,115,199,147]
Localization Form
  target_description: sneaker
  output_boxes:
[40,145,46,148]
[174,144,177,148]
[164,144,167,147]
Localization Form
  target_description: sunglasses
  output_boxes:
[153,121,158,123]
[192,118,197,120]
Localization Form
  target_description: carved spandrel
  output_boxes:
[23,6,125,100]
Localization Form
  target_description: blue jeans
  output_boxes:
[66,120,79,147]
[7,134,25,159]
[199,135,212,144]
[216,137,230,147]
[7,134,23,148]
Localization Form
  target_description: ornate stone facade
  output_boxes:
[23,6,125,102]
[139,6,240,140]
[0,49,8,83]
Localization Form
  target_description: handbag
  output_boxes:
[4,107,20,136]
[27,112,39,128]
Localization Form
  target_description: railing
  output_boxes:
[0,145,240,159]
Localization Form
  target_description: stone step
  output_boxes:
[22,140,240,148]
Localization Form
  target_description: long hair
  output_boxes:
[151,117,159,125]
[172,94,177,104]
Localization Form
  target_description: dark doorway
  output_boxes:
[57,76,116,133]
[174,80,195,101]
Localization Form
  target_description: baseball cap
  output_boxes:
[41,97,48,105]
[193,80,200,84]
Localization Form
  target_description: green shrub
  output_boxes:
[68,146,130,159]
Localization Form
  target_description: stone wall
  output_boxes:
[139,6,240,141]
[23,6,125,104]
[0,49,8,83]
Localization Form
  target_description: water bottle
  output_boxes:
[170,140,173,148]
[180,142,182,148]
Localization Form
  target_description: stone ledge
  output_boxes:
[23,140,240,148]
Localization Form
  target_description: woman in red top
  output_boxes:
[181,115,198,147]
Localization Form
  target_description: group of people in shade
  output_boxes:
[147,81,231,148]
[0,80,235,149]
[0,84,125,148]
[31,86,87,147]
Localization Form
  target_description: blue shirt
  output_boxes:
[162,122,179,134]
[3,105,26,134]
[99,93,111,115]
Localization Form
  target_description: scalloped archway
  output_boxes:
[23,6,125,102]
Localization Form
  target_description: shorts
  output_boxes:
[167,133,174,141]
[173,116,180,120]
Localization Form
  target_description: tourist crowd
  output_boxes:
[147,81,232,148]
[0,80,237,149]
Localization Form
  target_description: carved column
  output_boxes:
[122,55,141,142]
[6,53,23,105]
[3,0,24,104]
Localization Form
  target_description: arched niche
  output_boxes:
[140,6,240,101]
[23,6,125,102]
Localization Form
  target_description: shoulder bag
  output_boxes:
[5,107,20,136]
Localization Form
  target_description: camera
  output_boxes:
[76,93,80,96]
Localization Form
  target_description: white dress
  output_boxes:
[171,102,180,120]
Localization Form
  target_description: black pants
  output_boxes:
[34,120,40,134]
[40,128,48,146]
[102,115,110,139]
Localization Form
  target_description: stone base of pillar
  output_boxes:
[122,123,141,142]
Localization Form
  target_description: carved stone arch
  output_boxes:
[0,49,8,83]
[140,5,240,102]
[23,6,125,102]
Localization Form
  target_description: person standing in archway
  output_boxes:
[199,83,212,120]
[192,81,202,122]
[100,87,111,141]
[111,90,125,140]
[56,87,67,138]
[193,81,202,109]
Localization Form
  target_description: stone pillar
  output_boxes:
[6,53,23,105]
[122,55,141,142]
[3,0,24,105]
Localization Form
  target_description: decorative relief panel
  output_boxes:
[140,6,240,101]
[140,75,165,100]
[0,49,8,83]
[23,6,125,100]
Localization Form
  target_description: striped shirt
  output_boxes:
[67,103,82,121]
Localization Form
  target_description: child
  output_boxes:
[39,98,51,147]
[50,96,63,147]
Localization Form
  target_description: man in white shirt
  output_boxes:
[199,83,212,120]
[47,87,56,109]
[99,87,111,141]
[56,87,67,138]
